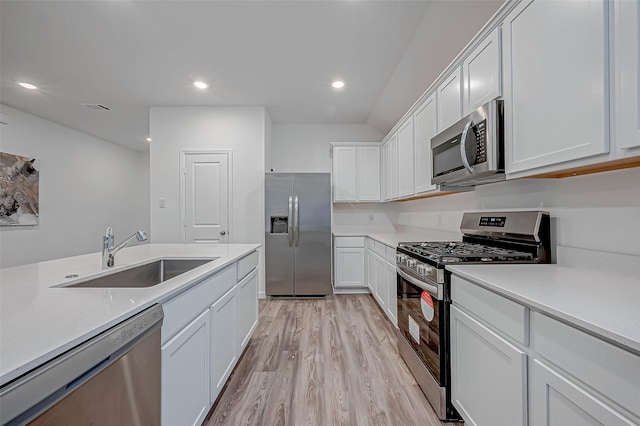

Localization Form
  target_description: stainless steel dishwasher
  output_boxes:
[0,304,163,426]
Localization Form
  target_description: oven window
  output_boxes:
[397,273,444,385]
[433,136,464,177]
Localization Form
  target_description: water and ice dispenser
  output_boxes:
[270,211,288,234]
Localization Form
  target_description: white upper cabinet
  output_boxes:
[332,145,380,203]
[389,133,399,199]
[413,93,438,194]
[358,147,381,201]
[381,141,390,201]
[437,65,463,131]
[332,147,357,202]
[614,0,640,152]
[463,28,502,115]
[397,117,415,198]
[502,0,609,175]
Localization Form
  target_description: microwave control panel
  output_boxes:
[473,120,487,164]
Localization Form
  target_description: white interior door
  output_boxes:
[183,152,230,243]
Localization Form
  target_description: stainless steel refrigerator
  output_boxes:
[265,173,332,296]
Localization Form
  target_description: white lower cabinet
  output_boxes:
[451,275,640,426]
[374,254,387,310]
[385,261,397,328]
[236,269,258,353]
[450,305,527,426]
[161,310,210,426]
[334,237,366,289]
[335,247,365,288]
[160,251,259,426]
[210,287,237,404]
[531,311,640,424]
[530,360,637,426]
[363,240,397,329]
[367,250,375,293]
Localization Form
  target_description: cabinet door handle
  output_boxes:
[220,231,226,236]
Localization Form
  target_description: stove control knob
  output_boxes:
[406,259,416,268]
[416,263,427,275]
[396,253,406,264]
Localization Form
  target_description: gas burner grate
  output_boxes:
[399,241,534,263]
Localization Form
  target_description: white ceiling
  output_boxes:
[1,1,504,151]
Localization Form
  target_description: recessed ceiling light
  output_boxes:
[193,81,208,89]
[18,82,38,90]
[332,81,345,89]
[146,137,152,143]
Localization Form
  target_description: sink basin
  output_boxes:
[64,258,216,288]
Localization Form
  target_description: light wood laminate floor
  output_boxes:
[206,294,458,426]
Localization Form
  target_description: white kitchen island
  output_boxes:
[0,243,260,425]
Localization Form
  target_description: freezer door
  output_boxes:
[293,173,332,295]
[265,174,295,296]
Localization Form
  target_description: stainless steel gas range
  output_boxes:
[395,211,551,421]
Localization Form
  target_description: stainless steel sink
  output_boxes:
[65,258,216,288]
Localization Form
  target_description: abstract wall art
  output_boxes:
[0,151,39,226]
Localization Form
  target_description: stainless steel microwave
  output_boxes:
[431,100,504,187]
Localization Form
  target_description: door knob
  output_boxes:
[220,230,226,236]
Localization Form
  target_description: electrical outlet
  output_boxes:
[159,198,166,208]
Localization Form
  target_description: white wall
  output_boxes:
[0,105,150,268]
[386,167,640,258]
[149,106,267,292]
[333,203,394,228]
[267,123,383,173]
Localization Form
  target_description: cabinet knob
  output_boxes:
[220,230,226,236]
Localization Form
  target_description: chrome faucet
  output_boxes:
[102,227,148,268]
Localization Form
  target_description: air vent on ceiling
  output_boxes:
[82,104,112,111]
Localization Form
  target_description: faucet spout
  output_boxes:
[102,229,148,269]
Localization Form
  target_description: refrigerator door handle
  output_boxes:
[288,196,294,247]
[294,195,300,247]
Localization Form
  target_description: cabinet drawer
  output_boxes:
[237,251,258,281]
[162,264,237,344]
[366,238,374,250]
[532,312,640,418]
[451,275,528,345]
[373,240,386,257]
[334,236,365,248]
[385,245,396,264]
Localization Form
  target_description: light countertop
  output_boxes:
[447,264,640,354]
[332,225,461,247]
[0,243,260,386]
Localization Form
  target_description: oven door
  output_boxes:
[396,268,446,386]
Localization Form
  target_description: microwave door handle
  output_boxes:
[460,120,475,174]
[288,196,294,247]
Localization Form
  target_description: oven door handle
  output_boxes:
[397,268,442,300]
